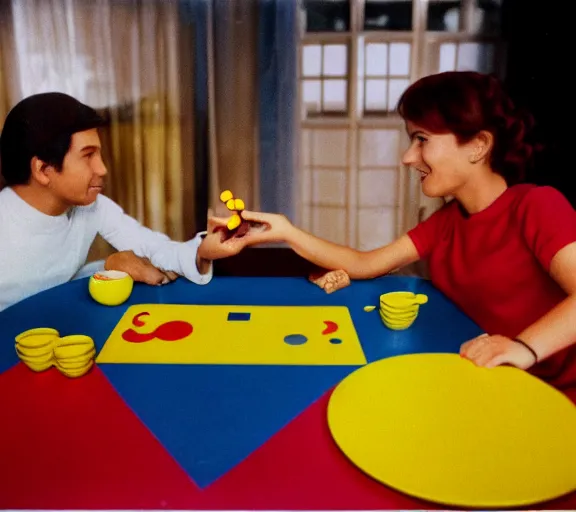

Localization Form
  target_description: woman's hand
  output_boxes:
[240,210,293,243]
[460,333,537,370]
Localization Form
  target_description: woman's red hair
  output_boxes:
[397,71,537,184]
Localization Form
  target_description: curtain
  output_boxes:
[183,0,298,224]
[257,0,297,219]
[0,0,20,190]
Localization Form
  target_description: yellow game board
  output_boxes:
[96,304,366,366]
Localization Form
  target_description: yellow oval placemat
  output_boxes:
[327,353,576,508]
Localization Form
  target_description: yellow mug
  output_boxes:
[89,270,134,306]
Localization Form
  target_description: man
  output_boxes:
[0,92,256,311]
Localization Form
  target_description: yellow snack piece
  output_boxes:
[227,214,242,230]
[220,190,233,202]
[234,198,245,211]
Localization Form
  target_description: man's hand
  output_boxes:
[105,251,178,286]
[460,333,537,370]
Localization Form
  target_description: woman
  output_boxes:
[239,71,576,400]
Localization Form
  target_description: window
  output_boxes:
[298,0,505,248]
[359,40,411,115]
[302,43,349,117]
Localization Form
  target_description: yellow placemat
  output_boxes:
[96,304,366,366]
[327,353,576,508]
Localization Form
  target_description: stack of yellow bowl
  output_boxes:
[15,328,60,372]
[379,291,428,330]
[14,330,96,378]
[53,335,96,378]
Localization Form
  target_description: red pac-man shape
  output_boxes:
[132,312,150,327]
[322,321,338,335]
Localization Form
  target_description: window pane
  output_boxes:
[365,79,388,112]
[312,129,348,167]
[302,0,350,32]
[360,129,400,167]
[389,43,411,76]
[457,43,494,73]
[366,43,388,77]
[303,45,322,77]
[427,0,461,31]
[364,0,412,31]
[312,170,347,206]
[359,169,398,207]
[323,44,347,77]
[358,207,395,250]
[323,79,348,112]
[312,206,347,244]
[388,78,409,112]
[439,43,456,72]
[475,0,502,34]
[303,80,322,115]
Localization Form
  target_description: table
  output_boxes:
[0,274,574,510]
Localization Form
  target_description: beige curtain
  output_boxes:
[2,0,194,259]
[206,0,260,217]
[0,0,20,190]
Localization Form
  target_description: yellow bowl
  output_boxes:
[379,311,417,330]
[15,328,59,349]
[380,316,418,328]
[15,343,54,359]
[89,270,133,306]
[22,359,55,372]
[381,317,417,331]
[380,291,428,309]
[57,360,94,378]
[379,304,419,320]
[54,335,95,360]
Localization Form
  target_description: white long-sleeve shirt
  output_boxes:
[0,187,212,311]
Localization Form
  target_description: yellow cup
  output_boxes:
[89,270,134,306]
[380,291,428,308]
[381,317,416,331]
[378,291,427,330]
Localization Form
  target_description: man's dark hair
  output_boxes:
[0,92,105,186]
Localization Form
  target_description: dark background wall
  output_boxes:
[502,0,576,205]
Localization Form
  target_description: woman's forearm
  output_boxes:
[516,294,576,361]
[285,227,420,279]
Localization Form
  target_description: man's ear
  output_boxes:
[30,156,52,186]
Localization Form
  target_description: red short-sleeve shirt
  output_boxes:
[408,184,576,390]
